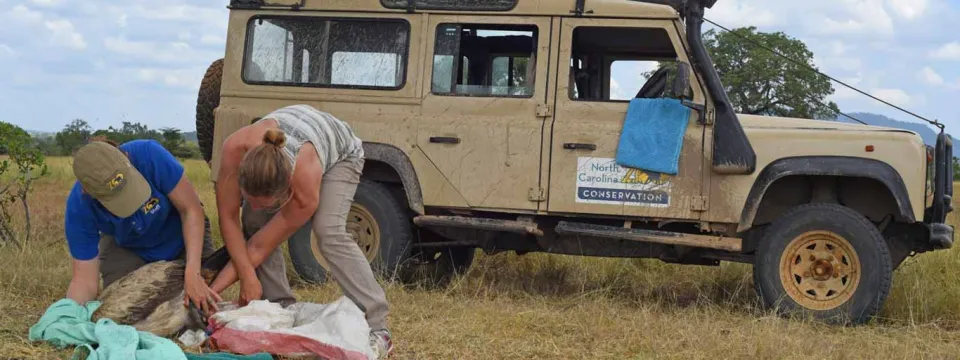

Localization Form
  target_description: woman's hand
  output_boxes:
[239,276,263,306]
[184,272,222,317]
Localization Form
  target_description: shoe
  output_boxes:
[369,329,394,359]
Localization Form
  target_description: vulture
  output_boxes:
[91,247,232,338]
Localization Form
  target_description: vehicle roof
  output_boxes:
[233,0,681,19]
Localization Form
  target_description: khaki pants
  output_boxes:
[240,157,390,331]
[100,217,217,288]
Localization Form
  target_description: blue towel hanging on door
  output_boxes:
[614,98,691,175]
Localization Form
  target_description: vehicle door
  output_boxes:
[417,15,552,212]
[546,17,708,220]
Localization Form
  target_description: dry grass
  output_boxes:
[2,156,960,359]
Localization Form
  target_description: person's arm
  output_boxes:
[64,185,102,304]
[210,144,322,288]
[246,153,321,267]
[167,173,222,314]
[209,133,259,294]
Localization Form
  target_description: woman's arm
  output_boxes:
[246,144,322,267]
[167,174,205,279]
[66,258,100,304]
[210,144,322,287]
[210,134,259,294]
[64,185,102,304]
[167,173,222,313]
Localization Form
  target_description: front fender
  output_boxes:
[738,156,915,231]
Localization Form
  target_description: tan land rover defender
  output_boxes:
[196,0,955,325]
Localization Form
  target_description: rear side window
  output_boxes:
[431,24,537,98]
[381,0,517,11]
[243,17,409,89]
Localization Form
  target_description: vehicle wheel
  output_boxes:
[399,230,476,288]
[753,203,892,325]
[288,180,414,284]
[196,58,223,165]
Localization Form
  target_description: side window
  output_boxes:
[569,26,678,102]
[431,24,537,98]
[243,17,409,89]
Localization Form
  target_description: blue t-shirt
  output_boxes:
[64,139,186,263]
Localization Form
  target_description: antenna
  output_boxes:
[702,17,944,131]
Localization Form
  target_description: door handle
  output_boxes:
[429,136,461,144]
[563,143,596,151]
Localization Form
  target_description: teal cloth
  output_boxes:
[186,352,273,360]
[28,298,187,360]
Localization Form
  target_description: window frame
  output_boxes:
[568,26,682,103]
[240,15,412,91]
[380,0,518,12]
[430,22,539,99]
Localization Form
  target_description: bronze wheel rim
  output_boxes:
[311,204,381,272]
[779,230,861,311]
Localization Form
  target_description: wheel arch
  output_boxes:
[361,142,424,215]
[738,156,915,232]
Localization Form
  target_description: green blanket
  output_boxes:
[28,298,187,360]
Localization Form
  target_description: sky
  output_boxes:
[0,0,958,134]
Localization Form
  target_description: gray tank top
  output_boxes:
[259,105,364,172]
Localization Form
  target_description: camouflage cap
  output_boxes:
[72,142,151,218]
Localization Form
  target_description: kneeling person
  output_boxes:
[64,138,221,315]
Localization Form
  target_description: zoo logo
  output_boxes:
[107,173,125,190]
[142,197,160,215]
[621,168,670,185]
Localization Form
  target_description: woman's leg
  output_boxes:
[312,157,390,331]
[240,200,297,306]
[99,234,146,288]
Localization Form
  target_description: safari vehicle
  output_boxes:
[195,0,954,325]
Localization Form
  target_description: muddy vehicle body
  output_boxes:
[197,0,955,324]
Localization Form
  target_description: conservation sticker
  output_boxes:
[575,157,672,207]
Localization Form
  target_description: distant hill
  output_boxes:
[26,130,56,139]
[835,112,952,146]
[182,131,198,143]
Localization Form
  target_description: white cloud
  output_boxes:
[930,42,960,60]
[920,67,944,86]
[9,5,43,23]
[200,34,224,46]
[117,13,127,28]
[136,68,202,89]
[45,19,86,50]
[871,88,911,106]
[709,0,776,27]
[104,36,215,64]
[178,32,193,41]
[29,0,61,7]
[0,44,16,59]
[816,0,894,35]
[887,0,927,20]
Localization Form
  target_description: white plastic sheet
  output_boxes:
[208,297,375,359]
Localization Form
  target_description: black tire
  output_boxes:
[753,203,893,325]
[288,179,414,284]
[196,58,223,164]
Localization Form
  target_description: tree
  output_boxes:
[55,119,92,156]
[702,26,840,120]
[93,121,162,145]
[0,121,47,246]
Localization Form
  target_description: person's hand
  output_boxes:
[184,272,223,317]
[239,276,263,306]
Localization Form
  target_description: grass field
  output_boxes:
[2,156,960,359]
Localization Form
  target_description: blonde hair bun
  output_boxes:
[263,128,287,147]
